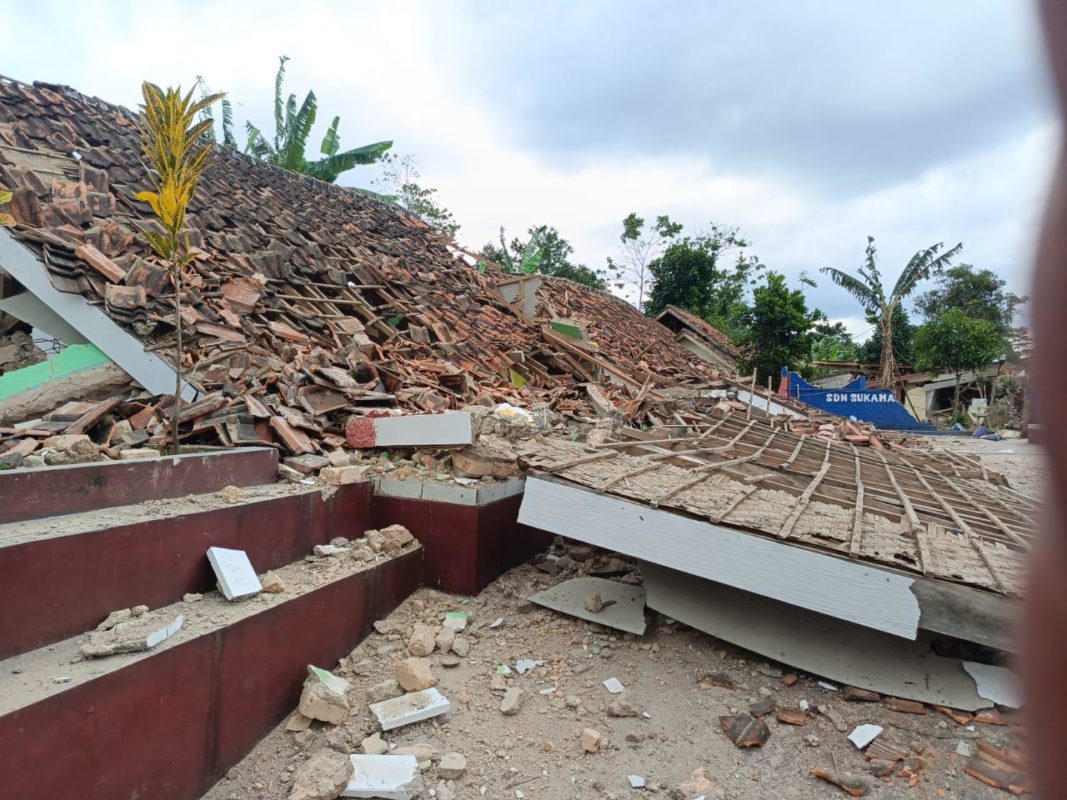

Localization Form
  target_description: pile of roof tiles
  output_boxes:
[0,77,726,454]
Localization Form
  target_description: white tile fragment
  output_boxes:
[207,546,262,600]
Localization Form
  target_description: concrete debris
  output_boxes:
[395,658,437,692]
[450,636,470,658]
[500,687,525,716]
[182,592,202,603]
[360,734,389,756]
[434,626,455,654]
[367,525,415,555]
[407,624,438,657]
[719,714,770,748]
[584,593,605,612]
[847,724,883,750]
[440,654,461,668]
[286,712,314,732]
[606,697,640,718]
[298,666,352,725]
[220,484,246,503]
[369,688,450,731]
[580,728,601,753]
[319,465,370,486]
[207,546,262,601]
[41,433,99,465]
[679,767,712,795]
[437,752,467,780]
[341,754,423,800]
[818,704,848,733]
[314,544,350,558]
[260,570,286,593]
[289,748,354,800]
[367,679,404,704]
[442,611,468,632]
[81,610,183,658]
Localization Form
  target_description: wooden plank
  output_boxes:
[777,442,832,540]
[651,430,780,507]
[848,448,865,558]
[519,475,922,639]
[876,451,922,533]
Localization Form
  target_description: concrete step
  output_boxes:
[0,479,371,659]
[0,542,422,800]
[0,446,280,524]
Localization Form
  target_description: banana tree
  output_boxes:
[242,56,392,183]
[821,237,962,387]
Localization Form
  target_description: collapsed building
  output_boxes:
[0,75,1034,800]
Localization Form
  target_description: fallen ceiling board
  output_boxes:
[0,290,88,344]
[963,661,1022,708]
[519,475,921,639]
[911,578,1018,653]
[346,412,474,448]
[0,230,196,401]
[528,576,647,634]
[641,561,996,711]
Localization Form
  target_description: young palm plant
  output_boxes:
[821,237,962,388]
[136,82,222,454]
[243,56,392,182]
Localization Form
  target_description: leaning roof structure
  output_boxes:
[0,77,724,450]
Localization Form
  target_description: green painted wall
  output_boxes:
[0,344,112,401]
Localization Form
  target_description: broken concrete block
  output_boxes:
[437,752,466,780]
[298,666,351,725]
[580,728,601,753]
[500,687,525,716]
[441,611,468,632]
[679,767,712,795]
[395,658,436,692]
[286,712,314,732]
[407,624,438,657]
[606,697,640,718]
[450,636,470,658]
[341,754,423,799]
[392,743,437,772]
[81,612,184,658]
[345,412,474,449]
[207,546,262,600]
[313,544,350,558]
[368,524,413,554]
[289,748,354,800]
[41,433,99,465]
[320,465,369,486]
[220,484,246,503]
[261,570,286,593]
[367,679,404,704]
[434,626,455,654]
[369,688,451,731]
[361,733,389,755]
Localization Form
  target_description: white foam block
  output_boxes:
[145,614,184,649]
[847,724,883,749]
[207,547,262,600]
[369,688,450,731]
[341,754,422,799]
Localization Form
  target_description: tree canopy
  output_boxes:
[483,226,607,291]
[739,272,822,383]
[607,212,683,312]
[914,263,1024,337]
[912,308,1004,420]
[372,153,459,239]
[821,236,962,386]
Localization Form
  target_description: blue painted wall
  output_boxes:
[781,369,935,431]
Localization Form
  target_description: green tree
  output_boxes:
[607,212,682,312]
[643,225,761,339]
[483,226,607,290]
[821,236,962,388]
[912,308,1004,422]
[241,56,392,183]
[738,272,822,383]
[856,304,916,370]
[914,263,1024,337]
[372,153,460,239]
[810,320,859,368]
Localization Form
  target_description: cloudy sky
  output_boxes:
[2,0,1057,337]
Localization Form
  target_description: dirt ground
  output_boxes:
[204,438,1037,800]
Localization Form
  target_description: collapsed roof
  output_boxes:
[0,76,725,450]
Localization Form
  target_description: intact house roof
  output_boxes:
[0,76,724,450]
[655,305,740,373]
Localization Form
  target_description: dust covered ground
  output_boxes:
[204,437,1037,800]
